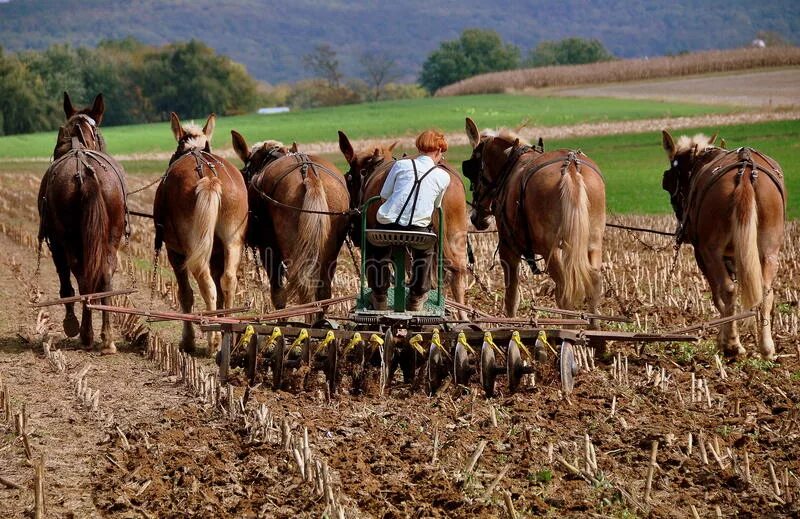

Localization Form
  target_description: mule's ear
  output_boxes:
[63,92,76,118]
[170,112,184,142]
[708,132,718,146]
[512,138,520,148]
[720,137,727,149]
[89,93,105,125]
[371,147,381,160]
[661,130,676,159]
[465,117,480,148]
[388,141,398,152]
[290,141,299,153]
[202,113,216,141]
[231,130,249,163]
[338,130,355,163]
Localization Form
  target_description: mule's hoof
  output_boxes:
[100,343,117,355]
[63,316,80,338]
[179,340,196,354]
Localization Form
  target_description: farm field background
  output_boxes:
[0,94,746,159]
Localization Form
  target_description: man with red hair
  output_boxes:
[370,129,451,311]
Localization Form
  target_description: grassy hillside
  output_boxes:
[0,94,743,159]
[1,0,798,82]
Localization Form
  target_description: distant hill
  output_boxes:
[1,0,798,83]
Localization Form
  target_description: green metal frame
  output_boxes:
[358,195,444,314]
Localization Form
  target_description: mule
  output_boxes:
[153,113,248,353]
[38,92,128,354]
[464,117,606,317]
[661,131,785,359]
[240,133,350,311]
[337,131,469,319]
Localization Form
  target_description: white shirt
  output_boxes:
[377,156,451,227]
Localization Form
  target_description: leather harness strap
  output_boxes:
[679,147,785,244]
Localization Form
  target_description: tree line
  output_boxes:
[0,38,259,136]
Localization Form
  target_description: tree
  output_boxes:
[359,51,400,101]
[302,44,343,88]
[526,37,614,68]
[419,29,520,93]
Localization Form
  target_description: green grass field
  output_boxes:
[0,94,744,159]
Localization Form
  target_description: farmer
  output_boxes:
[370,129,451,311]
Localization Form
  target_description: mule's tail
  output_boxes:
[185,176,222,276]
[81,173,110,293]
[286,173,330,302]
[733,172,763,309]
[558,164,594,309]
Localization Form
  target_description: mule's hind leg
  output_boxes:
[263,247,287,309]
[701,250,744,356]
[757,252,779,360]
[220,240,243,311]
[193,263,220,354]
[51,243,80,338]
[168,250,196,353]
[499,244,521,317]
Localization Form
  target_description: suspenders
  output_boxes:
[393,159,438,226]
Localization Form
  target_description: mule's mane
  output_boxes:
[675,133,714,156]
[480,128,531,147]
[250,139,286,155]
[181,122,209,150]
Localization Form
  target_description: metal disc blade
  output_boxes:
[560,340,577,396]
[507,341,522,393]
[326,339,338,395]
[480,343,497,398]
[246,332,259,386]
[453,343,470,386]
[272,335,286,391]
[427,344,443,395]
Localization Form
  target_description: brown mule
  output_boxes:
[662,131,785,359]
[241,133,350,312]
[338,131,469,319]
[38,92,128,354]
[464,117,606,317]
[153,113,248,353]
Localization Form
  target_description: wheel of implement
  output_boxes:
[326,339,339,395]
[426,344,444,396]
[559,339,578,396]
[480,342,497,398]
[218,332,232,384]
[453,341,470,386]
[272,334,286,390]
[506,339,523,393]
[246,332,259,386]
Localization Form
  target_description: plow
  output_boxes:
[35,195,758,399]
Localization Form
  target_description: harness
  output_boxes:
[675,147,785,245]
[39,138,130,244]
[479,146,604,269]
[250,153,352,216]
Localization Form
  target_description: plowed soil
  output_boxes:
[1,158,799,518]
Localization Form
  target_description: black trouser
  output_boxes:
[367,222,435,300]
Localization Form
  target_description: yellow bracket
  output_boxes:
[314,330,336,356]
[457,331,475,355]
[537,330,557,356]
[431,329,450,359]
[511,330,533,360]
[368,333,384,352]
[408,334,425,355]
[290,328,309,354]
[343,332,363,355]
[233,324,255,353]
[484,331,503,356]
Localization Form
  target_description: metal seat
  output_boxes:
[366,229,438,250]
